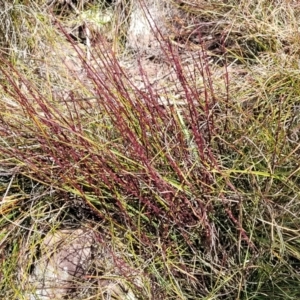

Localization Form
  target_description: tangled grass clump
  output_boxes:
[1,0,300,299]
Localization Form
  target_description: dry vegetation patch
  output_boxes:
[1,0,300,299]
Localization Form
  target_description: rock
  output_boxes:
[20,227,146,299]
[25,228,94,300]
[126,0,169,56]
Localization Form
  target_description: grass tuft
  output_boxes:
[1,0,300,299]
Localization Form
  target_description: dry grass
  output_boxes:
[1,0,300,299]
